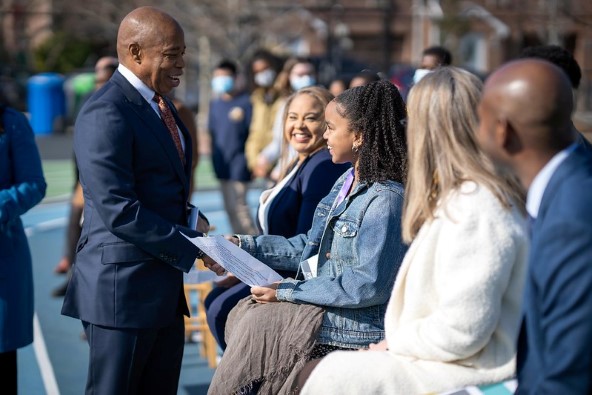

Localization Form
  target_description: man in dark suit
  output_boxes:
[476,59,592,394]
[61,6,206,394]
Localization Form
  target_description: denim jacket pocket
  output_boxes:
[332,218,359,238]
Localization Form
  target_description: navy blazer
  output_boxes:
[516,144,592,394]
[258,149,350,237]
[62,71,203,329]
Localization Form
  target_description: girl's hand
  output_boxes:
[251,282,280,303]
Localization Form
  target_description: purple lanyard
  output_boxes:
[332,169,355,209]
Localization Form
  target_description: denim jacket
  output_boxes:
[239,170,407,348]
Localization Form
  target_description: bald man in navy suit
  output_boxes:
[61,7,206,394]
[477,59,592,394]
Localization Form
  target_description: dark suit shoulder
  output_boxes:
[77,81,128,118]
[542,146,592,222]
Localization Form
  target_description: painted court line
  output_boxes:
[25,217,67,237]
[33,313,60,395]
[26,220,63,395]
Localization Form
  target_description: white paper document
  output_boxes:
[183,234,283,287]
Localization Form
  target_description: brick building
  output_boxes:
[298,0,591,110]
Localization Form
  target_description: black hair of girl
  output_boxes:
[334,79,408,184]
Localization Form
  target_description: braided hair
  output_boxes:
[334,79,407,184]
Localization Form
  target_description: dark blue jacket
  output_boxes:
[258,149,350,237]
[516,144,592,394]
[208,93,252,181]
[0,107,46,352]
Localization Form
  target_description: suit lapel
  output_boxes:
[111,72,190,197]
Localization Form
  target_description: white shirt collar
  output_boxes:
[526,143,578,218]
[117,64,157,109]
[117,64,185,152]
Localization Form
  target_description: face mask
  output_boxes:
[290,75,316,91]
[211,75,234,94]
[254,69,276,88]
[413,68,432,85]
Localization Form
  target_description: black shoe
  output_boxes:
[51,281,68,297]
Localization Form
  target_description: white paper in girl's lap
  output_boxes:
[182,234,283,287]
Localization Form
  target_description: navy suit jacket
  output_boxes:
[62,71,203,329]
[516,144,592,394]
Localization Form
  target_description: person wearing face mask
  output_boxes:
[208,60,258,235]
[412,45,452,85]
[254,57,318,181]
[244,50,283,180]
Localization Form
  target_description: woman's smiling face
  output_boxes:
[284,93,326,157]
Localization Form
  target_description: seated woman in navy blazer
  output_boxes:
[204,86,350,349]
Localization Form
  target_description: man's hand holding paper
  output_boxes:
[183,234,283,287]
[202,255,227,277]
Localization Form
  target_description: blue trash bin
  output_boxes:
[27,73,66,135]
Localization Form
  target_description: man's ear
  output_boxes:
[129,43,142,64]
[497,117,522,155]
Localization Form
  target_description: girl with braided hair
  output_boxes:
[206,79,409,394]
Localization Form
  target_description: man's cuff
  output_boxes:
[195,248,205,260]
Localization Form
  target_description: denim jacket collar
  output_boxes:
[330,178,368,217]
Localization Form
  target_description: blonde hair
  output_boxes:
[402,67,525,243]
[277,86,334,180]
